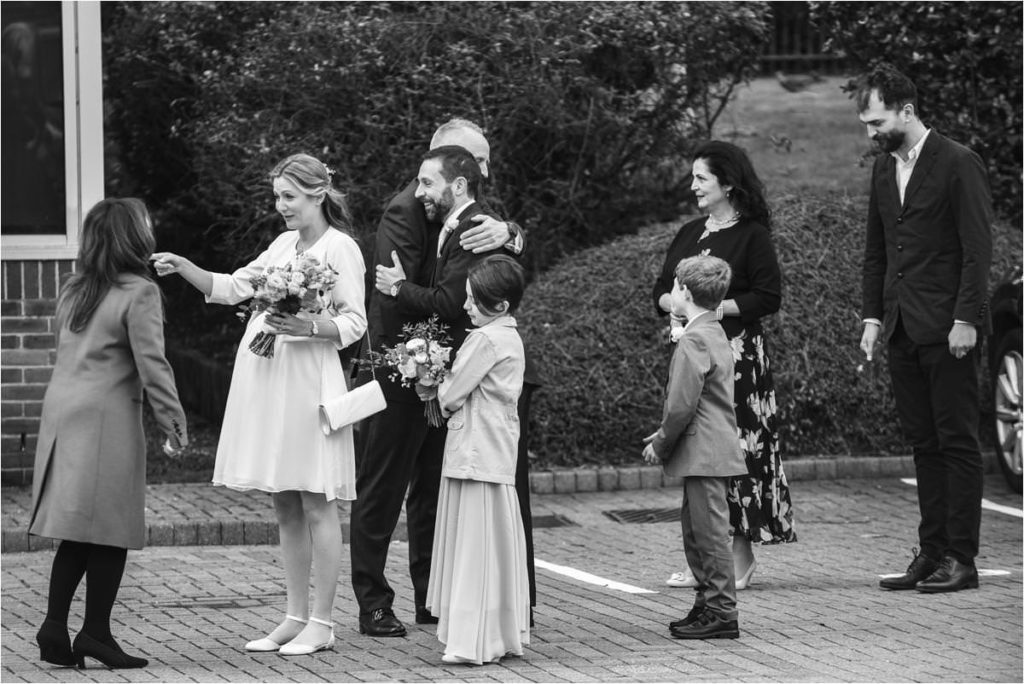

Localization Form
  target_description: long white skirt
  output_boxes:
[426,477,530,664]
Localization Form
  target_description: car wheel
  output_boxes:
[992,327,1023,493]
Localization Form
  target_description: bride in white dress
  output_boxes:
[152,153,365,656]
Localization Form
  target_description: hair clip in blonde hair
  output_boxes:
[324,164,336,179]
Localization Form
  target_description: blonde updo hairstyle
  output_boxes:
[269,153,352,231]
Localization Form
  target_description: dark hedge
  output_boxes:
[517,192,1022,467]
[103,1,769,276]
[811,1,1023,220]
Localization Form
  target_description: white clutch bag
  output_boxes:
[319,379,387,434]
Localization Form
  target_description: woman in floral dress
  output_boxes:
[653,141,796,590]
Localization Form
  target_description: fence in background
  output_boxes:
[760,1,848,76]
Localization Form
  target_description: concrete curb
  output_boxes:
[1,453,999,554]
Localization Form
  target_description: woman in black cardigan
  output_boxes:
[652,141,796,591]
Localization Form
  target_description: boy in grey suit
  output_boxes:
[643,255,747,639]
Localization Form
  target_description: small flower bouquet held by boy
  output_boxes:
[239,253,339,358]
[642,255,747,641]
[367,314,453,427]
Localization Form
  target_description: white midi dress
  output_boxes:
[208,228,366,501]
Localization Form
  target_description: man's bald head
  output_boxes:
[430,118,490,178]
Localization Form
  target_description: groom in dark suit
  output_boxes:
[857,64,993,594]
[352,122,538,637]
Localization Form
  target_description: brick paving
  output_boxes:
[1,474,1021,682]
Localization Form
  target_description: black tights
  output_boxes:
[45,541,127,640]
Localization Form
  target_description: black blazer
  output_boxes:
[862,130,993,345]
[398,201,505,352]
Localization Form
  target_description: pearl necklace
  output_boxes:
[699,212,740,241]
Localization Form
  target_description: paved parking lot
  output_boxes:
[2,475,1021,682]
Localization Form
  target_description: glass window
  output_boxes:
[2,1,66,236]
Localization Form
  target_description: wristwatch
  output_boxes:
[309,320,319,337]
[390,279,405,297]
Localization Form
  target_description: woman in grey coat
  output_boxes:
[29,198,187,669]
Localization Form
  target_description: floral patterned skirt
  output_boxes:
[727,329,797,544]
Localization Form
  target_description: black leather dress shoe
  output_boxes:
[879,548,939,590]
[668,606,705,630]
[415,607,439,625]
[670,610,739,640]
[916,556,979,593]
[359,608,407,637]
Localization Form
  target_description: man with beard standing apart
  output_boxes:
[352,121,537,637]
[857,64,992,594]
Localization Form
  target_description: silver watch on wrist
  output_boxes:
[390,279,404,297]
[309,320,319,337]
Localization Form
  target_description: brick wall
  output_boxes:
[1,260,75,486]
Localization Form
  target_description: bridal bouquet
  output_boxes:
[238,253,338,358]
[367,315,453,426]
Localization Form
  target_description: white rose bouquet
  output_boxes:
[367,315,453,427]
[238,253,338,358]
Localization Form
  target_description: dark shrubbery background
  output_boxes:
[97,1,1021,467]
[517,194,1022,466]
[811,1,1024,220]
[103,1,769,271]
[103,0,768,355]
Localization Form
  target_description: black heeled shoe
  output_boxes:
[72,632,148,669]
[36,619,75,666]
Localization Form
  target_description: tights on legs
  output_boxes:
[45,541,90,626]
[45,541,127,640]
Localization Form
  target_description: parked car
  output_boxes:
[988,265,1022,493]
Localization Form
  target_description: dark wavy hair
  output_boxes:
[57,198,156,333]
[854,63,919,116]
[691,140,771,228]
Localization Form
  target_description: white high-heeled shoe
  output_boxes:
[665,570,698,588]
[735,558,758,590]
[279,616,335,656]
[244,615,307,652]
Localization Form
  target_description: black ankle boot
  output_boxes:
[36,619,75,666]
[72,632,148,669]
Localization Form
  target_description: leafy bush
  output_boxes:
[103,1,769,279]
[518,192,1022,467]
[811,1,1023,220]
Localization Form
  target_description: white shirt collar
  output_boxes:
[892,128,930,164]
[443,199,475,229]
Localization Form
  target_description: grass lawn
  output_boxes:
[715,75,875,199]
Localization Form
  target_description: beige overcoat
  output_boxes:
[29,274,187,549]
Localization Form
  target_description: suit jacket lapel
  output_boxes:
[431,201,480,284]
[873,154,899,217]
[901,131,940,210]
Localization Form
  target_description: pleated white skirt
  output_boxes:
[426,477,530,664]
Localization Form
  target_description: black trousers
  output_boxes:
[516,383,538,607]
[350,400,446,614]
[888,318,983,563]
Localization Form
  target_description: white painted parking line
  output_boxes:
[900,477,1023,519]
[535,558,657,594]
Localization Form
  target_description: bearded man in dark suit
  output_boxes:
[857,64,993,594]
[352,121,538,637]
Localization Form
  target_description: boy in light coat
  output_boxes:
[643,255,747,639]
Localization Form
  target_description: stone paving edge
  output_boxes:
[1,453,998,553]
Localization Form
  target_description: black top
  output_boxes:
[652,216,782,339]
